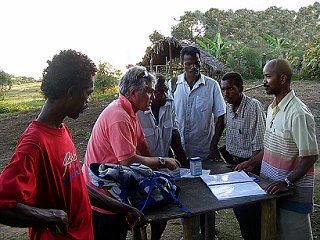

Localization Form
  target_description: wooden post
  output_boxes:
[205,211,215,240]
[261,199,277,240]
[183,215,200,240]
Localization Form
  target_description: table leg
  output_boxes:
[261,199,277,240]
[205,211,215,240]
[183,215,200,240]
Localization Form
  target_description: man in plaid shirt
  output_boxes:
[220,72,266,240]
[220,72,266,174]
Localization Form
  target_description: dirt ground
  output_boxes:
[0,81,319,239]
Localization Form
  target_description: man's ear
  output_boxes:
[239,85,244,92]
[280,74,288,85]
[128,88,136,101]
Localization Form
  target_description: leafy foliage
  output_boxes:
[94,62,121,93]
[0,70,12,99]
[167,2,320,79]
[301,38,320,81]
[171,10,205,41]
[195,32,229,61]
[149,30,165,44]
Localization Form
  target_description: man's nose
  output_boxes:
[262,78,267,84]
[151,92,155,100]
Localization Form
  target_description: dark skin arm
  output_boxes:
[208,114,225,160]
[0,203,68,233]
[171,129,188,167]
[265,155,318,194]
[234,150,264,172]
[87,185,149,228]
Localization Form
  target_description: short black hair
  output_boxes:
[221,72,243,88]
[155,74,168,90]
[180,46,200,64]
[41,49,97,100]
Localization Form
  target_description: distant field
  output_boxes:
[0,82,118,114]
[0,82,44,113]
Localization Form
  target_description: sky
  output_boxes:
[0,0,318,79]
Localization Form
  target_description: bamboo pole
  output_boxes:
[244,84,264,92]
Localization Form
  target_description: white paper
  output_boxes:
[200,171,266,200]
[200,171,252,186]
[180,168,211,178]
[209,181,266,200]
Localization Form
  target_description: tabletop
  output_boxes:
[143,161,291,222]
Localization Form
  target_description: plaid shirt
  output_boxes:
[225,94,266,158]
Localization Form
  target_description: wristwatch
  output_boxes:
[284,177,294,189]
[158,157,166,166]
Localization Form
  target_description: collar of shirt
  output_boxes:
[119,94,136,119]
[271,90,295,112]
[142,98,173,115]
[178,73,206,87]
[228,94,248,118]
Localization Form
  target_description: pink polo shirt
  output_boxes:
[82,95,145,213]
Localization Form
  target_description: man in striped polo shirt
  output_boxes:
[235,59,318,239]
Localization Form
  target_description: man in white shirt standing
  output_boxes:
[168,45,226,161]
[169,45,226,237]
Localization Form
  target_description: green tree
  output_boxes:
[149,30,165,44]
[301,38,320,81]
[171,10,205,42]
[0,70,12,99]
[94,62,121,93]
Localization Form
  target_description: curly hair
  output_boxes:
[41,49,97,100]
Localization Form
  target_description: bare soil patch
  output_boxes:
[0,81,319,239]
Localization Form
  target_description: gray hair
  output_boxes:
[119,66,155,98]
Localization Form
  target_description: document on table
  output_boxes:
[200,171,266,200]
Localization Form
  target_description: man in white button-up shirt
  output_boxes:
[168,45,226,237]
[169,45,226,161]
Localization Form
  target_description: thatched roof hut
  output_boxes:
[139,37,226,80]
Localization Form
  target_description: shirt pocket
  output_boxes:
[196,96,208,112]
[234,118,251,150]
[143,128,154,138]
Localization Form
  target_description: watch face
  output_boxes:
[159,157,165,165]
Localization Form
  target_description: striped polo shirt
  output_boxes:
[261,90,318,213]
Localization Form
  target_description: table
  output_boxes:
[139,162,291,240]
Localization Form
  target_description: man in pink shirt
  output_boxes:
[83,66,180,240]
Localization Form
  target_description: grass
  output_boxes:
[0,82,44,113]
[0,82,118,114]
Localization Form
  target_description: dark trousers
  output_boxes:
[92,210,167,240]
[92,210,128,240]
[234,203,261,240]
[219,146,261,175]
[219,146,262,239]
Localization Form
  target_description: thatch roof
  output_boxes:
[139,37,226,78]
